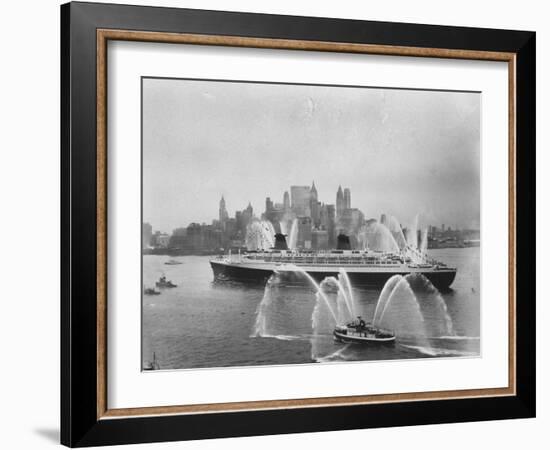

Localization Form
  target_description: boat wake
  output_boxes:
[314,344,352,363]
[431,335,480,341]
[250,264,473,364]
[399,344,479,357]
[251,333,309,341]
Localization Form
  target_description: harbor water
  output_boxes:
[142,247,480,370]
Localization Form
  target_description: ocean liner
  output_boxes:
[210,233,457,289]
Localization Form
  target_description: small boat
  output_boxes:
[144,352,160,371]
[144,287,161,296]
[333,316,395,345]
[164,259,183,265]
[156,276,177,288]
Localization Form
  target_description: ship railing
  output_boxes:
[249,256,402,267]
[241,253,408,266]
[239,251,413,265]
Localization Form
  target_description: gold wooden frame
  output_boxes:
[96,29,516,420]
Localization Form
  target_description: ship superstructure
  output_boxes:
[210,234,456,289]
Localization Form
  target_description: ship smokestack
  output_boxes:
[336,234,351,250]
[274,233,289,250]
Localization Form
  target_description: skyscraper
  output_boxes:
[336,185,345,218]
[240,202,254,231]
[297,216,313,248]
[310,181,320,226]
[265,197,274,214]
[326,204,336,247]
[219,196,229,226]
[291,185,311,217]
[320,203,327,226]
[264,196,285,223]
[339,208,364,236]
[344,188,351,209]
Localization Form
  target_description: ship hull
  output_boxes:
[333,330,396,345]
[210,260,456,290]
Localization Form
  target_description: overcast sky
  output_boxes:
[143,77,480,233]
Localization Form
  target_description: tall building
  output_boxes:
[339,208,364,233]
[235,203,254,236]
[309,181,320,227]
[142,222,153,249]
[235,210,243,229]
[168,227,187,249]
[344,188,351,209]
[336,185,345,218]
[291,185,311,217]
[151,231,170,248]
[380,213,388,226]
[224,218,237,243]
[264,196,285,223]
[337,208,364,248]
[186,223,205,252]
[219,195,229,226]
[297,216,313,248]
[311,229,329,250]
[326,204,336,247]
[265,197,274,214]
[283,191,290,212]
[243,202,254,225]
[320,203,328,228]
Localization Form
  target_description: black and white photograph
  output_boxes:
[141,77,481,370]
[0,0,542,447]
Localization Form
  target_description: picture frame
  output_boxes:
[61,1,535,447]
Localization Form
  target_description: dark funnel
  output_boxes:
[336,234,351,250]
[274,233,289,250]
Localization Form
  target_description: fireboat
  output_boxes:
[333,317,396,345]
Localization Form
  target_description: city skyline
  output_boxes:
[143,78,480,233]
[145,181,478,234]
[143,178,479,255]
[144,180,477,248]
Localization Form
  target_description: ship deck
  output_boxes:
[210,257,457,289]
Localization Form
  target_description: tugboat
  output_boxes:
[144,287,161,296]
[155,275,177,288]
[333,316,396,345]
[143,352,160,371]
